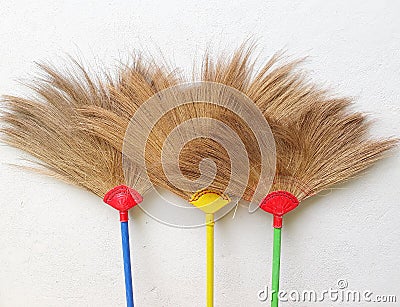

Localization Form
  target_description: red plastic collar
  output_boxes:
[259,191,299,228]
[103,185,143,222]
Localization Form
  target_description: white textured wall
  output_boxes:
[0,1,399,306]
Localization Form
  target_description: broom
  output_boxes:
[0,58,179,306]
[259,102,397,307]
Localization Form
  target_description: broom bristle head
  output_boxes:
[1,46,397,207]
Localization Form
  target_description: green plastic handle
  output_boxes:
[271,227,282,307]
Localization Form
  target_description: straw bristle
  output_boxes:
[0,61,145,197]
[270,104,398,200]
[79,55,182,143]
[144,101,263,200]
[76,57,187,197]
[108,55,182,118]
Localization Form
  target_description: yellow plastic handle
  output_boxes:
[206,213,215,307]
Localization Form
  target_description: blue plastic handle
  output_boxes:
[120,221,134,307]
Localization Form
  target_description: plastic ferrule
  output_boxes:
[120,211,129,222]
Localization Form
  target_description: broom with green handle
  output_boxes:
[254,103,398,307]
[259,191,299,307]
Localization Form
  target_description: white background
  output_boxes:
[0,1,399,306]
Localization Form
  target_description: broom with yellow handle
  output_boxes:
[0,58,180,307]
[189,190,231,307]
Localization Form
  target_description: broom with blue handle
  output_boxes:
[104,185,143,307]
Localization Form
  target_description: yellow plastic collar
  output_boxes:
[189,189,231,214]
